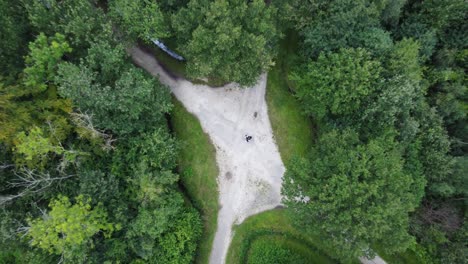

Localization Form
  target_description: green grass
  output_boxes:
[248,235,332,264]
[226,210,337,264]
[374,244,422,264]
[266,30,313,164]
[170,98,219,264]
[266,65,313,164]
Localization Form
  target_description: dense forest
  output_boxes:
[0,0,466,264]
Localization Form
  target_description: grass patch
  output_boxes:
[226,209,336,264]
[374,244,422,264]
[266,66,313,163]
[248,235,335,264]
[266,30,313,164]
[171,98,219,264]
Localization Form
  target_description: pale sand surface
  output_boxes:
[360,256,387,264]
[129,46,284,264]
[129,46,386,264]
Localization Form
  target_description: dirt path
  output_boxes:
[360,256,387,264]
[129,46,387,264]
[129,46,284,264]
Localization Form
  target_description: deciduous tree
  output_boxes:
[56,41,172,136]
[27,195,118,258]
[282,130,424,262]
[290,48,382,120]
[172,0,279,86]
[109,0,168,42]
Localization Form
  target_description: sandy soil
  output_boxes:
[129,46,284,264]
[360,256,387,264]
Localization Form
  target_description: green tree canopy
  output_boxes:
[172,0,279,86]
[109,0,168,42]
[282,129,425,262]
[0,33,73,147]
[289,0,391,56]
[56,41,172,136]
[23,0,106,49]
[290,48,382,120]
[0,0,31,76]
[27,195,118,256]
[23,33,72,92]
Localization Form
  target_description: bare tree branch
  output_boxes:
[0,169,75,206]
[70,111,116,151]
[0,164,15,170]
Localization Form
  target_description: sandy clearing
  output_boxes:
[128,46,387,264]
[129,46,285,264]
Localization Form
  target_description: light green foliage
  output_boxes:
[283,130,424,262]
[291,48,382,119]
[14,127,57,168]
[110,0,168,42]
[0,33,73,147]
[56,40,172,135]
[13,126,85,169]
[384,38,422,81]
[23,33,72,92]
[27,195,118,255]
[172,0,279,86]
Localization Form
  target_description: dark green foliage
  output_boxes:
[292,0,386,56]
[291,48,382,120]
[283,130,424,262]
[1,0,466,263]
[56,41,172,136]
[286,0,467,263]
[23,0,107,49]
[171,0,279,86]
[0,0,31,77]
[1,1,202,263]
[380,0,407,27]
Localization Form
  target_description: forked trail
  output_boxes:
[129,46,284,264]
[129,46,387,264]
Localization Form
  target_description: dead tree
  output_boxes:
[0,168,75,206]
[70,111,116,151]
